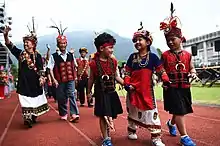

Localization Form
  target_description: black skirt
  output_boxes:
[163,87,193,115]
[94,90,123,119]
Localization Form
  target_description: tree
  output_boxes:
[156,48,162,58]
[118,60,126,67]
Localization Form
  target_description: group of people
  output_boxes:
[3,3,197,146]
[0,67,9,99]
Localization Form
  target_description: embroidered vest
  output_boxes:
[53,52,75,83]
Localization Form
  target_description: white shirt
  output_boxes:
[80,57,88,61]
[47,50,78,70]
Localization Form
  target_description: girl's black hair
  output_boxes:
[94,32,116,51]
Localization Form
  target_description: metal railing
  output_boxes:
[196,66,220,87]
[0,46,9,70]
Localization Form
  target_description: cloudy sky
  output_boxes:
[4,0,220,51]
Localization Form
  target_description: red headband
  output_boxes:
[102,43,114,47]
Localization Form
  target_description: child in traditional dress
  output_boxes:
[87,32,123,146]
[124,22,169,146]
[160,3,197,146]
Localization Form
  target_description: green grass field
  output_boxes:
[116,84,220,105]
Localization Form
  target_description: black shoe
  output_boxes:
[88,98,94,107]
[24,119,33,128]
[88,103,94,107]
[32,115,37,124]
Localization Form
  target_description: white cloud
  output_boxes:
[3,0,220,51]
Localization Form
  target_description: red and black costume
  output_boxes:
[76,47,91,106]
[47,22,79,120]
[90,52,123,118]
[160,4,194,115]
[53,53,76,83]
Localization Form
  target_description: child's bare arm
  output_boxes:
[87,69,95,94]
[115,67,124,85]
[189,58,196,74]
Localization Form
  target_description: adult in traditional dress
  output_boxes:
[3,20,49,128]
[76,47,93,107]
[47,22,79,122]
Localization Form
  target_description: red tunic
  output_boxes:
[124,52,165,110]
[89,53,117,77]
[162,50,191,88]
[76,58,89,79]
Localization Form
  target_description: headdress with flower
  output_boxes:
[132,21,153,45]
[49,20,68,44]
[160,2,186,42]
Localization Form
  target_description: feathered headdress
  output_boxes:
[160,2,185,42]
[23,17,38,47]
[132,21,153,44]
[49,20,68,43]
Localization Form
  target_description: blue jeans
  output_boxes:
[56,81,79,116]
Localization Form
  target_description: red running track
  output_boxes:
[0,93,220,146]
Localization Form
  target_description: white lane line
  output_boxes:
[0,103,19,146]
[49,103,98,146]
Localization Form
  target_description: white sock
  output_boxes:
[169,120,175,126]
[181,135,188,138]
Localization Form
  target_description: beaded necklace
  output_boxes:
[20,51,37,71]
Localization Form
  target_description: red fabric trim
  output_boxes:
[155,64,164,73]
[161,73,169,83]
[124,76,131,85]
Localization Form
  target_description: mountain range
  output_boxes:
[11,29,159,64]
